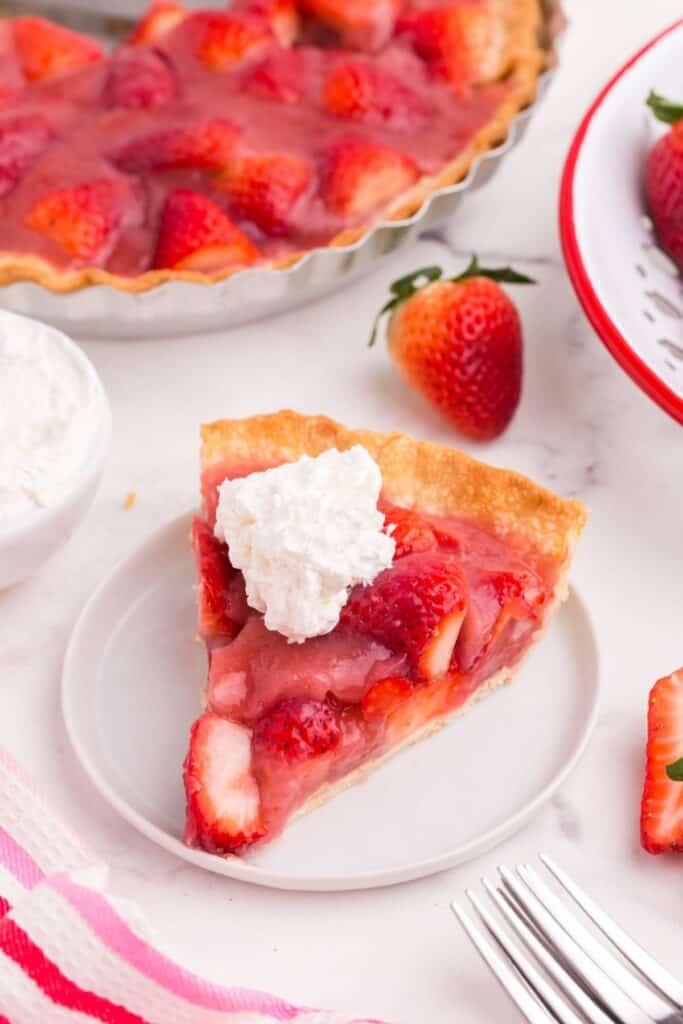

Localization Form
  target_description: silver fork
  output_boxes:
[451,854,683,1024]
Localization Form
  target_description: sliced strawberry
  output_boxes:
[191,517,247,639]
[25,179,124,261]
[106,48,177,109]
[12,17,103,82]
[397,3,504,90]
[154,189,260,272]
[454,569,543,671]
[217,153,312,236]
[184,712,264,854]
[641,669,683,854]
[189,11,273,71]
[300,0,399,51]
[129,1,188,45]
[243,50,307,104]
[112,120,239,172]
[341,552,468,681]
[380,499,438,559]
[0,113,55,198]
[254,697,341,762]
[322,138,418,219]
[234,0,299,46]
[361,676,413,720]
[322,61,425,126]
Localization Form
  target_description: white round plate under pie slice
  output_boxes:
[62,513,601,892]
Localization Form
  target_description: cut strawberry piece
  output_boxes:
[234,0,299,46]
[106,48,177,109]
[361,676,412,720]
[641,669,683,855]
[254,697,341,761]
[154,189,260,272]
[129,0,188,45]
[398,3,504,89]
[189,11,273,71]
[25,179,124,261]
[243,50,307,103]
[12,17,103,82]
[380,499,438,559]
[217,153,312,236]
[184,712,264,854]
[341,552,468,680]
[454,569,543,671]
[112,120,239,173]
[0,113,55,198]
[300,0,400,51]
[191,517,246,639]
[322,61,425,126]
[322,138,418,218]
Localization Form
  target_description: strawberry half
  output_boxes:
[641,669,683,854]
[189,11,273,71]
[129,1,188,46]
[254,697,341,762]
[154,189,260,272]
[341,551,468,681]
[191,517,246,639]
[454,569,544,671]
[217,153,312,236]
[184,712,264,854]
[397,3,504,90]
[322,61,424,126]
[12,17,103,82]
[645,92,683,272]
[106,48,177,109]
[321,138,418,218]
[25,179,124,261]
[112,120,239,173]
[380,499,438,559]
[370,260,534,441]
[0,113,55,198]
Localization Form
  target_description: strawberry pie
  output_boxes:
[184,411,586,856]
[0,0,543,293]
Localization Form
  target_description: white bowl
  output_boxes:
[560,18,683,425]
[0,312,112,589]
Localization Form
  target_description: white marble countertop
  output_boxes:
[2,1,683,1020]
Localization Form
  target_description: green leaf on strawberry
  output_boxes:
[646,91,683,126]
[666,758,683,782]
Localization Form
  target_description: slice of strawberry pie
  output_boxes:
[184,411,586,856]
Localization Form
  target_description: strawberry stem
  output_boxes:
[368,257,533,346]
[666,757,683,781]
[647,91,683,125]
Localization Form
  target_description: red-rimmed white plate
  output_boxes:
[560,19,683,425]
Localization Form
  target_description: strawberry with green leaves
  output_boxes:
[370,259,533,441]
[641,668,683,854]
[645,91,683,272]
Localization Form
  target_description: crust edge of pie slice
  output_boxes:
[0,0,547,295]
[186,410,587,857]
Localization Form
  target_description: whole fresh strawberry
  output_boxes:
[370,259,533,441]
[646,92,683,272]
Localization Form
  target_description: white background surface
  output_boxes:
[2,1,683,1020]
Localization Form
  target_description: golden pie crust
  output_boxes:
[0,0,545,295]
[197,410,586,836]
[200,410,587,562]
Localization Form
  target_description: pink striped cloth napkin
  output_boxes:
[0,749,386,1024]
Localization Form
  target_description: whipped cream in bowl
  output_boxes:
[214,445,395,643]
[0,311,111,588]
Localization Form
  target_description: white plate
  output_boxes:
[62,513,601,892]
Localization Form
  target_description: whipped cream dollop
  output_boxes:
[214,445,395,643]
[0,315,103,524]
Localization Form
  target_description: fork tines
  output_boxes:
[452,855,683,1024]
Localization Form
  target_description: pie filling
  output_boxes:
[184,457,560,856]
[0,0,526,279]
